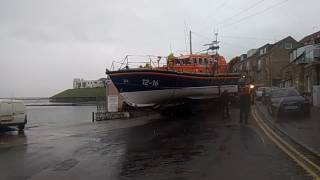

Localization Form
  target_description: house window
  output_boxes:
[260,49,264,55]
[257,59,261,71]
[204,58,208,64]
[285,43,293,49]
[293,50,297,60]
[290,53,293,62]
[306,76,311,93]
[259,47,267,55]
[313,47,320,59]
[199,58,203,64]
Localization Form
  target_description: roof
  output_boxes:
[228,56,240,64]
[259,43,272,49]
[275,36,296,45]
[300,30,320,44]
[237,36,298,62]
[267,36,298,53]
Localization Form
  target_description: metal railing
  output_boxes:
[110,55,167,71]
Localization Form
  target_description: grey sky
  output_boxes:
[0,0,319,97]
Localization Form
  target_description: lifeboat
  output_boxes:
[106,53,241,107]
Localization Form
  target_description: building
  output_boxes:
[232,36,299,87]
[281,31,320,93]
[73,78,106,89]
[227,56,240,73]
[247,49,257,58]
[232,54,247,73]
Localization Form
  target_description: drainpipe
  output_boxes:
[316,64,320,85]
[268,56,272,86]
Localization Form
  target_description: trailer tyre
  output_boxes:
[18,124,25,131]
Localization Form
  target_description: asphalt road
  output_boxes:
[0,104,312,180]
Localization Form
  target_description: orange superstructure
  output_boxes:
[162,53,227,74]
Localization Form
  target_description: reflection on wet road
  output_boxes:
[0,105,311,179]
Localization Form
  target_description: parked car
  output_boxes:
[261,87,280,104]
[0,100,27,131]
[255,86,279,104]
[267,88,310,117]
[255,87,269,101]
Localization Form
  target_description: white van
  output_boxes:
[0,100,27,131]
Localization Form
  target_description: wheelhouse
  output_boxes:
[167,54,227,74]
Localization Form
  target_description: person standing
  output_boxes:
[220,90,230,119]
[239,87,251,124]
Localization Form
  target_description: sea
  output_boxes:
[0,98,97,128]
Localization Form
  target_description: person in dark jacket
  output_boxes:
[220,90,230,119]
[239,87,251,124]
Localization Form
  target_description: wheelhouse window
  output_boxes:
[198,58,203,64]
[175,60,182,65]
[193,58,197,64]
[184,58,191,64]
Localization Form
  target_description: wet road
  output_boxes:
[0,104,311,179]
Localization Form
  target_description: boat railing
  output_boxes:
[108,55,229,75]
[110,55,167,71]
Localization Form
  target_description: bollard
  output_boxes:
[92,112,95,122]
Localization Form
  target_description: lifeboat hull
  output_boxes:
[108,69,240,107]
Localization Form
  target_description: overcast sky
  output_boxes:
[0,0,319,97]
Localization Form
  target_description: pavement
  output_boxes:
[0,104,312,180]
[256,101,320,156]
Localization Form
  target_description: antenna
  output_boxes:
[184,20,189,53]
[202,32,220,54]
[199,32,220,75]
[214,32,219,55]
[189,30,192,55]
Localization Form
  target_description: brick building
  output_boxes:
[227,56,240,73]
[281,31,320,93]
[232,36,299,87]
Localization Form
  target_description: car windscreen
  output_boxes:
[258,87,267,91]
[270,89,299,98]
